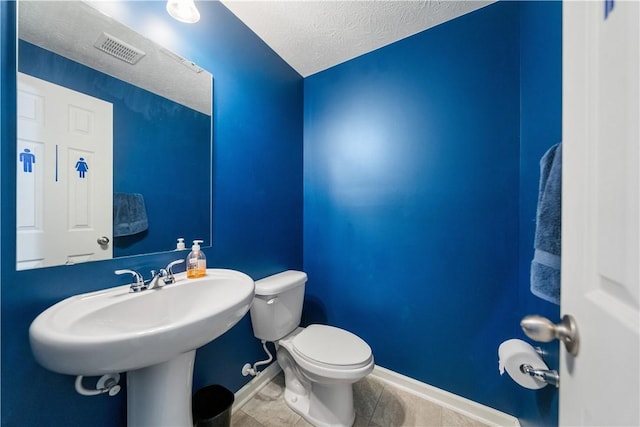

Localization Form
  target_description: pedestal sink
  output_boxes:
[29,268,254,426]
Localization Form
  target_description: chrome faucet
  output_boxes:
[145,259,185,289]
[115,269,145,293]
[115,259,184,292]
[144,269,168,290]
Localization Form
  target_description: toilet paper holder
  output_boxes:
[520,363,559,388]
[498,339,559,389]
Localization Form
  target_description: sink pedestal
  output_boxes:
[127,350,196,427]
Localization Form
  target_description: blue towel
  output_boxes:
[113,193,148,237]
[530,143,562,305]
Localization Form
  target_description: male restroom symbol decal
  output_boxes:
[19,148,36,173]
[75,157,89,178]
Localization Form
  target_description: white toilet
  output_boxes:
[250,270,374,427]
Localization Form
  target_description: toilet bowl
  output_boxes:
[249,271,374,427]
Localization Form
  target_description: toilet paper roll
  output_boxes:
[498,339,548,390]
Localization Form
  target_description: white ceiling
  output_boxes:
[19,0,495,107]
[220,1,494,77]
[19,1,212,115]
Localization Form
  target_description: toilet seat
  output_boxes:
[292,324,372,368]
[279,325,374,382]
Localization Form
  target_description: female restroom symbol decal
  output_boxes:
[75,157,89,178]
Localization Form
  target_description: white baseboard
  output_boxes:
[232,363,520,427]
[371,365,520,427]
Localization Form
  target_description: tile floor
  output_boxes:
[231,372,489,427]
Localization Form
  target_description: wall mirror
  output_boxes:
[16,1,212,271]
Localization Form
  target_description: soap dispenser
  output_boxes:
[186,240,206,278]
[176,238,186,251]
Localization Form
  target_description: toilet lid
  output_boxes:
[292,324,372,367]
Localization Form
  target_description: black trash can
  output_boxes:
[192,385,234,427]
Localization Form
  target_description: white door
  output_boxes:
[17,73,113,270]
[562,1,639,425]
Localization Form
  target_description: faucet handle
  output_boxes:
[166,259,184,273]
[115,269,144,292]
[163,259,184,285]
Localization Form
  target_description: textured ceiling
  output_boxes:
[220,1,494,77]
[19,1,212,115]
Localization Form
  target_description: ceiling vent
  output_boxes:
[94,32,146,65]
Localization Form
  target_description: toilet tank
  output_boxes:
[250,270,307,342]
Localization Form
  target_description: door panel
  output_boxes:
[562,1,639,425]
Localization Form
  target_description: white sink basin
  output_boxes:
[29,268,255,375]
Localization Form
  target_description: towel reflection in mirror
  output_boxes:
[113,193,149,238]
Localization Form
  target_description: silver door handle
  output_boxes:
[521,314,580,356]
[97,236,110,246]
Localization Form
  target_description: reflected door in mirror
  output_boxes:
[17,73,113,270]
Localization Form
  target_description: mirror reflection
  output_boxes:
[16,1,213,271]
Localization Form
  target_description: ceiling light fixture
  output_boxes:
[166,0,200,24]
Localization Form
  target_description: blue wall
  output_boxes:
[517,2,563,425]
[2,1,561,426]
[1,2,303,425]
[303,2,561,426]
[18,41,211,257]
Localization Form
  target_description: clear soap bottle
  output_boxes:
[186,240,206,278]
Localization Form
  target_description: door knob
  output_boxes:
[521,314,580,356]
[97,236,110,246]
